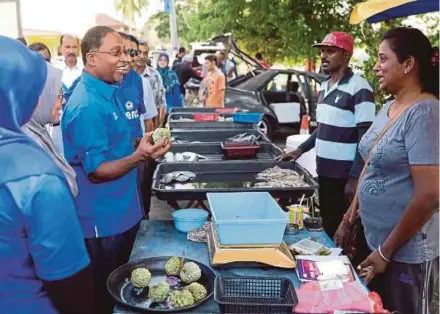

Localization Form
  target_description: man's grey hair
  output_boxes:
[81,26,116,65]
[138,38,148,47]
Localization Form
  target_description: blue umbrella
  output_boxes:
[350,0,439,24]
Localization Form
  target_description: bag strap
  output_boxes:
[348,102,412,223]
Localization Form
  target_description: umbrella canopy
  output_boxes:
[350,0,439,24]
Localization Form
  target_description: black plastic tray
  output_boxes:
[107,256,215,313]
[214,276,298,314]
[168,112,234,122]
[171,129,269,143]
[169,108,222,114]
[153,161,318,201]
[168,113,254,131]
[166,143,282,161]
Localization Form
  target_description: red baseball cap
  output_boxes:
[313,32,354,56]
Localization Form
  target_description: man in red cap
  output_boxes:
[284,32,376,255]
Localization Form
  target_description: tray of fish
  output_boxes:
[152,161,318,201]
[171,129,270,144]
[161,143,282,162]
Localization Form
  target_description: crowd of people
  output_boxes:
[0,22,438,314]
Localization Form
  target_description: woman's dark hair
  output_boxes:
[382,27,439,98]
[29,42,51,60]
[255,52,263,60]
[205,54,217,65]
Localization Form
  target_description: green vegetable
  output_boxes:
[131,268,151,288]
[149,281,170,302]
[170,289,195,308]
[186,282,207,302]
[180,262,201,284]
[165,257,182,276]
[152,128,171,144]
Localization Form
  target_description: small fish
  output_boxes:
[161,171,196,184]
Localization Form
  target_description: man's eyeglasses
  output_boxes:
[91,48,139,58]
[124,48,139,57]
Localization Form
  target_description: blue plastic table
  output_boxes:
[113,220,334,313]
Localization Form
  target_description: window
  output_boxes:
[309,77,322,96]
[265,73,289,92]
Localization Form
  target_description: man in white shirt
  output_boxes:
[135,40,167,128]
[51,34,83,155]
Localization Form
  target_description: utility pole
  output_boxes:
[165,0,179,53]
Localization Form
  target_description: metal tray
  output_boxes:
[107,256,215,313]
[171,129,269,143]
[153,161,318,201]
[165,143,282,162]
[168,112,234,122]
[169,108,223,114]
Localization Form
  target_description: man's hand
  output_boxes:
[344,177,358,205]
[135,132,171,161]
[277,148,304,161]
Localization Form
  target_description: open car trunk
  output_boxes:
[210,34,267,86]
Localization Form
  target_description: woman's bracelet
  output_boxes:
[378,245,391,263]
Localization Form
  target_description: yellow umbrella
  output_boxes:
[350,0,416,24]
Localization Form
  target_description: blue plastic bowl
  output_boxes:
[172,209,209,233]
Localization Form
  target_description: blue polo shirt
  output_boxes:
[62,72,142,238]
[0,175,90,313]
[116,69,147,140]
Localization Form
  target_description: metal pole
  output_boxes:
[15,0,22,37]
[169,0,179,52]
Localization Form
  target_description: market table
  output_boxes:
[113,220,334,313]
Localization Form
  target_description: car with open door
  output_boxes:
[187,34,326,139]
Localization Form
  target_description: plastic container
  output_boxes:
[207,192,288,245]
[214,276,298,314]
[193,113,219,122]
[172,209,208,233]
[233,112,263,124]
[215,108,237,114]
[221,141,260,159]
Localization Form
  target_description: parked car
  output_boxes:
[192,35,327,139]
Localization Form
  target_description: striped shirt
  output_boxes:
[315,69,375,178]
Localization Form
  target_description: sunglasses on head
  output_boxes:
[124,48,139,57]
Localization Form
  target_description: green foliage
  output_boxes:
[147,0,439,106]
[115,0,149,27]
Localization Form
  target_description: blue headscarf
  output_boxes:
[0,36,64,185]
[157,52,179,94]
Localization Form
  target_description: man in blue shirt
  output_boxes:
[62,26,170,314]
[0,36,95,314]
[117,33,157,141]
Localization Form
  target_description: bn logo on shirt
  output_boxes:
[124,101,139,120]
[125,101,134,111]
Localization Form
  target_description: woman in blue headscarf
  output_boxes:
[157,52,183,113]
[0,36,95,314]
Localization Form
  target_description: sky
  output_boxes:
[20,0,163,36]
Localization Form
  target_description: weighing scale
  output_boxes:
[206,224,296,269]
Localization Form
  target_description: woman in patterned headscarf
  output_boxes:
[157,52,183,113]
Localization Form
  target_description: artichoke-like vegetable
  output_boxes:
[186,282,207,302]
[170,289,195,308]
[165,257,182,276]
[148,281,170,303]
[152,128,171,144]
[179,262,201,284]
[131,268,151,288]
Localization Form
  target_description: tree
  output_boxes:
[115,0,149,33]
